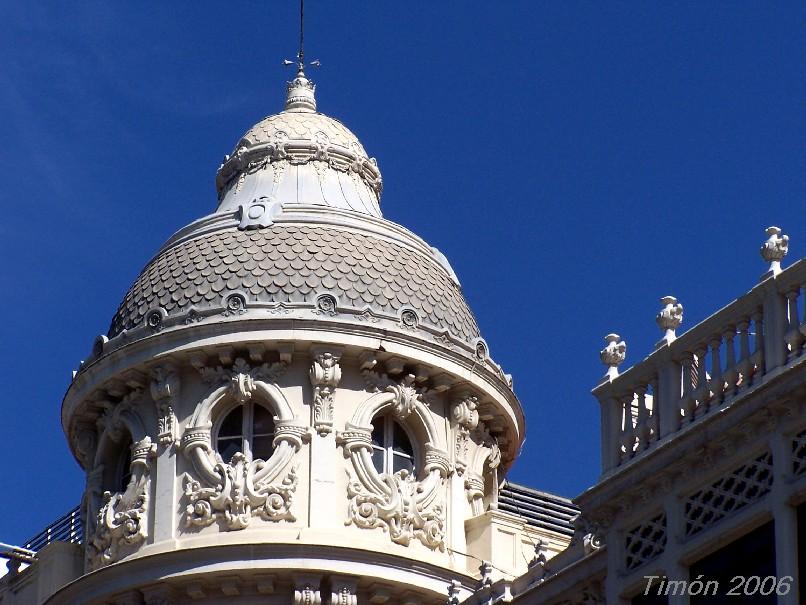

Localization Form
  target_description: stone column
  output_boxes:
[149,365,180,544]
[663,490,690,605]
[771,429,799,605]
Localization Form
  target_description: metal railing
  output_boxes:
[22,506,83,554]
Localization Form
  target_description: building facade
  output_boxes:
[2,54,804,605]
[0,64,576,604]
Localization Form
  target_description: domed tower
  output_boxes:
[59,60,527,604]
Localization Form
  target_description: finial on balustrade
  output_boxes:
[656,296,683,346]
[760,226,789,277]
[478,561,494,588]
[600,334,626,380]
[447,580,462,605]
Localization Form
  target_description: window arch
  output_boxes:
[215,402,276,463]
[371,414,416,476]
[117,438,133,493]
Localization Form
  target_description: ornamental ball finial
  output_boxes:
[760,226,789,276]
[656,296,683,346]
[600,333,626,379]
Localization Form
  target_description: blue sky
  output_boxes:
[0,2,804,546]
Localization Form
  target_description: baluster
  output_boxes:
[649,376,660,444]
[708,335,723,409]
[785,287,803,361]
[723,328,737,399]
[635,385,650,450]
[751,308,765,381]
[693,346,709,417]
[620,394,636,461]
[680,353,695,424]
[736,319,751,390]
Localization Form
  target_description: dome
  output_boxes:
[109,222,480,344]
[104,67,485,357]
[215,70,382,218]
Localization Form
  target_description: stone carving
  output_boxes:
[309,349,342,435]
[87,437,155,569]
[182,360,305,531]
[760,225,789,273]
[346,466,446,551]
[314,293,338,316]
[197,356,286,391]
[183,457,297,530]
[293,575,323,605]
[238,196,280,230]
[599,334,626,379]
[451,395,479,475]
[150,365,180,446]
[400,309,419,329]
[223,293,247,317]
[341,354,450,551]
[569,514,604,556]
[329,577,358,605]
[656,296,683,343]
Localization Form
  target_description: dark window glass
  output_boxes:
[370,414,417,476]
[252,435,274,461]
[689,520,776,604]
[118,442,132,492]
[253,405,274,435]
[219,406,243,438]
[216,403,275,462]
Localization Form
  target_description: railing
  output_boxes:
[594,258,806,474]
[22,506,83,554]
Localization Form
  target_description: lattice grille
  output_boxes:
[685,452,773,537]
[792,428,806,476]
[624,513,666,571]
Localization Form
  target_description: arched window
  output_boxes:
[215,402,276,463]
[371,414,415,476]
[117,438,133,493]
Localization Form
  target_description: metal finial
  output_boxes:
[283,0,320,112]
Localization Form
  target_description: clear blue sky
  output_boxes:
[1,2,804,545]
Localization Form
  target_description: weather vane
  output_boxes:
[284,0,320,75]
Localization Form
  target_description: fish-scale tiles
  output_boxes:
[109,224,481,342]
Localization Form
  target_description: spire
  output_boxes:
[283,0,319,112]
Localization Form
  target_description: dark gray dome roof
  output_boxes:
[109,223,480,342]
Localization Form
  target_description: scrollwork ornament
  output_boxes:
[346,472,446,551]
[150,365,180,446]
[309,350,342,435]
[197,356,286,389]
[451,395,479,474]
[87,437,154,569]
[183,456,298,530]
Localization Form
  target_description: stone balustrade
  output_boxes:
[594,250,806,475]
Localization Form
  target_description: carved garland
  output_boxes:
[338,354,450,551]
[181,357,307,531]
